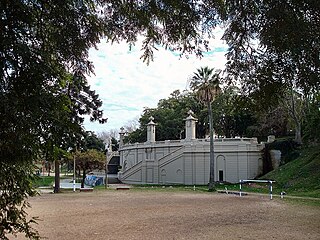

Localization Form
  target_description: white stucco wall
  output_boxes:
[118,138,263,185]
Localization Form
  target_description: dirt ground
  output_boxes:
[13,189,320,240]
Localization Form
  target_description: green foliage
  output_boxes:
[125,90,204,143]
[74,149,106,188]
[303,93,320,143]
[224,0,319,93]
[211,86,256,138]
[126,85,261,143]
[125,128,146,144]
[223,1,319,144]
[102,0,225,63]
[0,162,39,239]
[189,66,222,191]
[103,1,319,94]
[111,137,119,151]
[75,149,106,165]
[263,145,320,198]
[1,1,319,238]
[0,1,106,238]
[82,131,105,152]
[32,176,55,188]
[189,67,221,104]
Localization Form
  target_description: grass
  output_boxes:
[33,176,55,188]
[280,196,320,207]
[32,175,75,188]
[262,145,320,198]
[116,183,270,195]
[35,145,320,205]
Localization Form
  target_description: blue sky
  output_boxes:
[84,28,228,134]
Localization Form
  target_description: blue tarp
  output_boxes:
[85,175,104,186]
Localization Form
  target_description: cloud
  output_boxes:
[84,30,228,134]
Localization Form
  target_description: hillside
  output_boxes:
[262,145,320,198]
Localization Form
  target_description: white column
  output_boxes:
[185,110,198,141]
[119,127,125,148]
[147,116,156,143]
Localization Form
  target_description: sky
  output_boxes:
[84,28,228,134]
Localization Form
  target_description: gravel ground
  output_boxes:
[12,190,320,240]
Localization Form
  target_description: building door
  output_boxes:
[219,170,224,182]
[216,155,226,182]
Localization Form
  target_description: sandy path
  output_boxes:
[12,190,320,240]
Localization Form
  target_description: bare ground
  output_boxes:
[13,190,320,240]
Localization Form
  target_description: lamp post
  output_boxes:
[105,139,111,189]
[105,150,108,189]
[73,154,76,192]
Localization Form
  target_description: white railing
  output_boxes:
[121,137,258,150]
[158,146,184,167]
[119,161,142,179]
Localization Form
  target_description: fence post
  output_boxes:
[269,181,273,200]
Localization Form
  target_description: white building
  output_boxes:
[118,111,263,185]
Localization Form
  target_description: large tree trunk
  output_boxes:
[208,102,216,191]
[47,162,51,176]
[287,83,303,145]
[294,120,302,144]
[54,159,60,193]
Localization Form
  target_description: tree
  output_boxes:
[102,1,319,143]
[222,1,320,143]
[2,1,319,238]
[1,1,106,238]
[97,130,120,152]
[125,90,205,143]
[74,149,106,188]
[255,105,290,139]
[83,131,105,152]
[189,67,221,191]
[223,0,319,90]
[211,86,256,138]
[123,118,140,133]
[304,92,320,143]
[71,132,106,188]
[282,90,305,144]
[102,0,225,64]
[102,1,318,94]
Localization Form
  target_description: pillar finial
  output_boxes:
[187,109,194,116]
[148,116,155,125]
[185,110,198,140]
[147,116,156,142]
[119,127,126,148]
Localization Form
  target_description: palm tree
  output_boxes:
[189,66,221,191]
